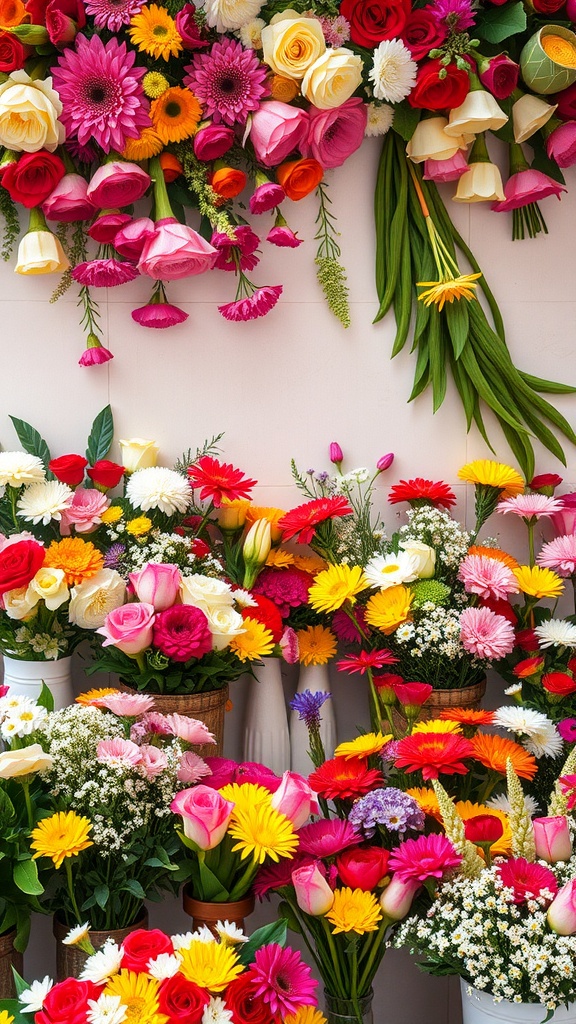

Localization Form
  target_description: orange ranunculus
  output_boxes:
[276,158,323,201]
[210,166,247,200]
[160,152,183,182]
[0,0,28,26]
[267,73,300,103]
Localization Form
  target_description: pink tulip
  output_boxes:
[533,816,572,863]
[164,713,215,746]
[423,151,468,182]
[249,101,309,167]
[138,218,218,280]
[97,602,155,655]
[492,168,566,213]
[292,862,335,916]
[548,878,576,935]
[330,442,343,464]
[546,121,576,169]
[270,771,319,828]
[114,217,155,261]
[377,453,394,472]
[87,161,151,209]
[170,785,234,850]
[128,563,181,611]
[379,876,420,921]
[42,173,97,222]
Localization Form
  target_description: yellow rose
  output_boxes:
[0,70,64,152]
[118,437,159,473]
[15,229,69,275]
[261,12,326,81]
[0,744,53,778]
[301,47,363,109]
[28,567,69,611]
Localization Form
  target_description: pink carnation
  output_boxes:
[97,737,142,767]
[459,606,516,660]
[132,302,188,329]
[72,258,138,287]
[537,534,576,577]
[218,285,282,322]
[177,750,212,783]
[164,713,215,746]
[153,604,212,662]
[137,744,168,778]
[388,834,461,883]
[211,225,260,272]
[458,554,519,601]
[59,487,110,536]
[252,566,312,618]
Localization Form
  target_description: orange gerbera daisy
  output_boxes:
[292,553,327,575]
[439,708,496,726]
[266,548,295,568]
[150,86,202,144]
[467,545,519,571]
[43,538,104,586]
[76,687,119,705]
[455,801,511,858]
[470,732,537,780]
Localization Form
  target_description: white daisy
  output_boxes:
[125,467,191,516]
[364,550,419,590]
[493,706,563,759]
[215,921,248,946]
[232,588,258,609]
[1,703,47,739]
[86,993,127,1024]
[369,39,417,104]
[19,976,53,1013]
[365,101,394,137]
[17,480,73,525]
[147,953,180,980]
[202,996,234,1024]
[193,924,217,943]
[534,619,576,648]
[204,0,264,32]
[523,725,563,759]
[79,940,122,984]
[0,451,45,489]
[62,922,91,946]
[171,931,195,951]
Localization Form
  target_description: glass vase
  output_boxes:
[324,990,374,1024]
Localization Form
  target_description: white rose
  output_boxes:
[261,13,326,80]
[0,71,64,153]
[301,47,363,109]
[0,452,45,488]
[204,0,265,32]
[0,743,53,778]
[69,569,126,629]
[180,575,234,610]
[3,585,40,620]
[28,567,69,611]
[203,605,246,651]
[399,541,436,579]
[118,438,159,474]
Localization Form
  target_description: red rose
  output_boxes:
[481,597,517,625]
[224,969,279,1024]
[121,929,174,973]
[87,459,125,489]
[532,0,565,11]
[0,539,45,597]
[242,593,283,642]
[339,0,411,47]
[529,474,563,492]
[35,978,100,1024]
[408,59,470,111]
[515,628,539,652]
[543,672,576,697]
[0,31,32,72]
[49,453,88,487]
[393,682,433,707]
[158,974,211,1023]
[2,151,66,209]
[556,83,576,120]
[478,54,519,101]
[464,814,504,845]
[336,847,390,890]
[402,10,447,61]
[513,656,544,678]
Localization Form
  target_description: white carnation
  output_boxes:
[17,479,73,525]
[205,0,265,32]
[365,101,394,137]
[125,467,191,516]
[0,451,45,488]
[369,39,417,104]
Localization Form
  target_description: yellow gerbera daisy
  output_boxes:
[228,802,299,864]
[513,565,564,600]
[122,127,164,161]
[454,800,511,858]
[308,564,368,614]
[364,585,413,635]
[151,86,202,144]
[292,553,327,575]
[458,460,524,497]
[0,1011,14,1024]
[126,516,153,536]
[266,547,296,568]
[31,811,93,869]
[75,687,119,705]
[285,1009,328,1024]
[412,719,462,735]
[325,888,382,935]
[297,625,337,666]
[43,538,104,587]
[229,618,275,663]
[417,271,482,310]
[219,782,272,815]
[178,940,243,991]
[245,505,286,543]
[143,70,169,98]
[100,505,123,524]
[129,4,182,60]
[104,970,165,1023]
[334,732,391,760]
[406,787,441,819]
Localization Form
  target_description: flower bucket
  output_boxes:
[182,888,255,937]
[53,908,148,981]
[392,677,486,732]
[461,981,576,1023]
[2,656,74,710]
[324,989,374,1024]
[520,26,576,95]
[0,928,23,999]
[116,681,228,757]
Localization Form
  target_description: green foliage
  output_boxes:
[86,405,114,465]
[0,188,19,262]
[475,1,527,43]
[8,417,52,474]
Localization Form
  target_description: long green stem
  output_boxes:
[64,858,83,925]
[21,779,34,830]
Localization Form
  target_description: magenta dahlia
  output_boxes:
[184,38,268,125]
[249,944,318,1017]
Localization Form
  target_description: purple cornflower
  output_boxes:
[431,0,475,32]
[103,543,126,569]
[289,690,331,730]
[348,787,425,838]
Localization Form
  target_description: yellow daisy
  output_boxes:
[100,505,123,524]
[75,687,119,705]
[365,585,413,634]
[325,888,382,935]
[513,565,564,600]
[417,272,482,310]
[285,1010,328,1024]
[297,625,337,666]
[229,618,275,663]
[126,516,153,536]
[31,811,93,869]
[122,127,164,161]
[151,86,202,144]
[218,782,272,815]
[308,564,368,614]
[266,547,296,568]
[412,719,462,735]
[458,460,524,497]
[129,4,182,60]
[455,800,512,858]
[292,553,327,575]
[334,732,391,760]
[104,970,166,1023]
[143,70,169,98]
[228,802,299,864]
[178,940,243,991]
[406,787,441,819]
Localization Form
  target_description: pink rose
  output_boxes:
[175,4,209,49]
[546,121,576,169]
[270,771,319,828]
[42,173,97,222]
[424,151,468,182]
[170,784,234,849]
[129,563,181,611]
[551,494,576,536]
[114,217,155,260]
[60,488,110,535]
[302,98,367,169]
[138,744,168,778]
[164,712,216,746]
[138,218,218,280]
[548,878,576,935]
[379,876,420,921]
[249,101,309,167]
[152,605,212,662]
[87,162,151,209]
[533,817,573,864]
[193,123,235,161]
[88,212,132,244]
[97,602,155,655]
[292,862,334,916]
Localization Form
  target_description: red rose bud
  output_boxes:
[49,453,88,487]
[337,847,390,890]
[374,672,404,705]
[478,54,519,100]
[87,459,124,490]
[464,814,504,845]
[513,656,544,678]
[191,538,210,557]
[329,441,343,465]
[45,6,77,45]
[515,628,539,652]
[543,672,576,698]
[529,473,563,493]
[394,682,433,708]
[5,22,49,43]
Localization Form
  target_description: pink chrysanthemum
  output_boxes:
[388,834,461,883]
[184,39,268,126]
[72,259,139,287]
[318,14,351,46]
[538,534,576,577]
[431,0,475,30]
[96,738,142,767]
[498,494,563,520]
[211,226,261,272]
[250,944,318,1017]
[252,567,312,618]
[498,857,558,904]
[132,302,188,328]
[53,34,150,154]
[459,606,516,660]
[177,750,212,784]
[458,554,519,601]
[218,284,282,321]
[297,819,361,858]
[84,0,145,31]
[337,649,399,674]
[332,606,366,643]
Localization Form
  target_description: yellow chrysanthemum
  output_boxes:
[219,782,272,815]
[412,719,462,735]
[126,516,153,536]
[31,811,93,869]
[455,800,512,858]
[335,732,391,760]
[43,538,104,587]
[228,802,299,864]
[417,272,482,310]
[467,545,519,570]
[292,553,327,575]
[100,505,123,524]
[104,970,166,1024]
[266,547,296,568]
[406,787,441,819]
[325,888,382,935]
[308,564,368,614]
[297,625,337,666]
[246,505,286,542]
[285,1010,328,1024]
[122,127,164,161]
[458,460,524,497]
[129,4,182,60]
[151,86,202,144]
[229,617,275,663]
[178,940,243,991]
[364,585,413,635]
[513,565,564,600]
[0,1012,14,1024]
[75,687,119,705]
[143,70,170,98]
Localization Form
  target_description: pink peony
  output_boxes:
[218,285,282,321]
[138,744,168,778]
[249,101,309,167]
[388,834,461,883]
[97,602,156,655]
[59,487,110,535]
[459,606,516,659]
[72,258,138,287]
[492,168,567,212]
[132,301,188,328]
[193,122,235,160]
[249,181,285,215]
[87,161,150,208]
[458,554,519,601]
[114,218,155,260]
[138,218,217,280]
[164,712,215,746]
[302,98,367,169]
[97,691,156,716]
[97,737,142,767]
[538,534,576,576]
[423,151,468,182]
[177,750,212,783]
[152,604,212,662]
[89,212,132,244]
[43,173,97,221]
[498,857,558,904]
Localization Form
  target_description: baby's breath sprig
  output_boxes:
[0,187,19,261]
[51,222,88,302]
[314,181,350,328]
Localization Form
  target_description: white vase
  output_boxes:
[460,980,576,1023]
[243,657,290,775]
[2,656,74,710]
[290,662,336,776]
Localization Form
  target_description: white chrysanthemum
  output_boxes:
[205,0,265,32]
[17,480,73,525]
[1,703,47,740]
[80,940,123,984]
[364,550,419,590]
[365,101,394,137]
[0,451,45,488]
[488,792,539,818]
[125,467,191,516]
[19,976,53,1013]
[193,924,217,944]
[493,706,563,759]
[535,619,576,648]
[369,39,417,104]
[215,921,248,946]
[62,921,91,946]
[202,997,234,1024]
[504,683,523,696]
[239,16,265,48]
[87,993,127,1024]
[148,953,180,980]
[172,931,195,951]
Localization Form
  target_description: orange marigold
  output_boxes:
[43,538,104,586]
[470,732,537,780]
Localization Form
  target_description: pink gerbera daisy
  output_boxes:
[84,0,145,31]
[72,259,139,287]
[96,738,142,767]
[498,857,558,904]
[459,606,516,660]
[297,819,361,858]
[388,833,461,883]
[538,534,576,577]
[218,284,282,322]
[458,554,519,601]
[250,945,318,1017]
[337,649,399,674]
[184,38,268,125]
[498,494,563,520]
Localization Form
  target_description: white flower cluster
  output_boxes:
[395,606,465,660]
[107,526,224,580]
[400,506,471,574]
[0,694,47,739]
[13,622,67,659]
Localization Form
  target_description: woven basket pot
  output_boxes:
[116,681,228,757]
[391,677,487,733]
[53,908,148,981]
[0,928,23,999]
[182,888,255,938]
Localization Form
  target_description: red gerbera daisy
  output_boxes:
[337,649,399,674]
[308,756,384,801]
[187,456,257,507]
[278,496,353,545]
[498,857,558,904]
[394,733,474,780]
[388,478,457,509]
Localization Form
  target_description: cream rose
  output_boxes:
[406,116,471,163]
[0,743,53,778]
[118,437,159,474]
[3,585,40,620]
[203,605,246,651]
[28,567,69,611]
[15,229,70,276]
[0,71,64,153]
[261,12,326,81]
[301,47,363,109]
[68,569,127,629]
[180,574,235,610]
[399,540,436,578]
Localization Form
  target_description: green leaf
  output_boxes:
[392,101,420,142]
[197,860,230,901]
[475,1,526,43]
[121,879,146,900]
[86,405,114,465]
[13,860,43,896]
[35,681,54,713]
[9,416,51,473]
[0,998,31,1023]
[0,787,15,824]
[238,920,288,966]
[94,884,110,910]
[11,968,29,997]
